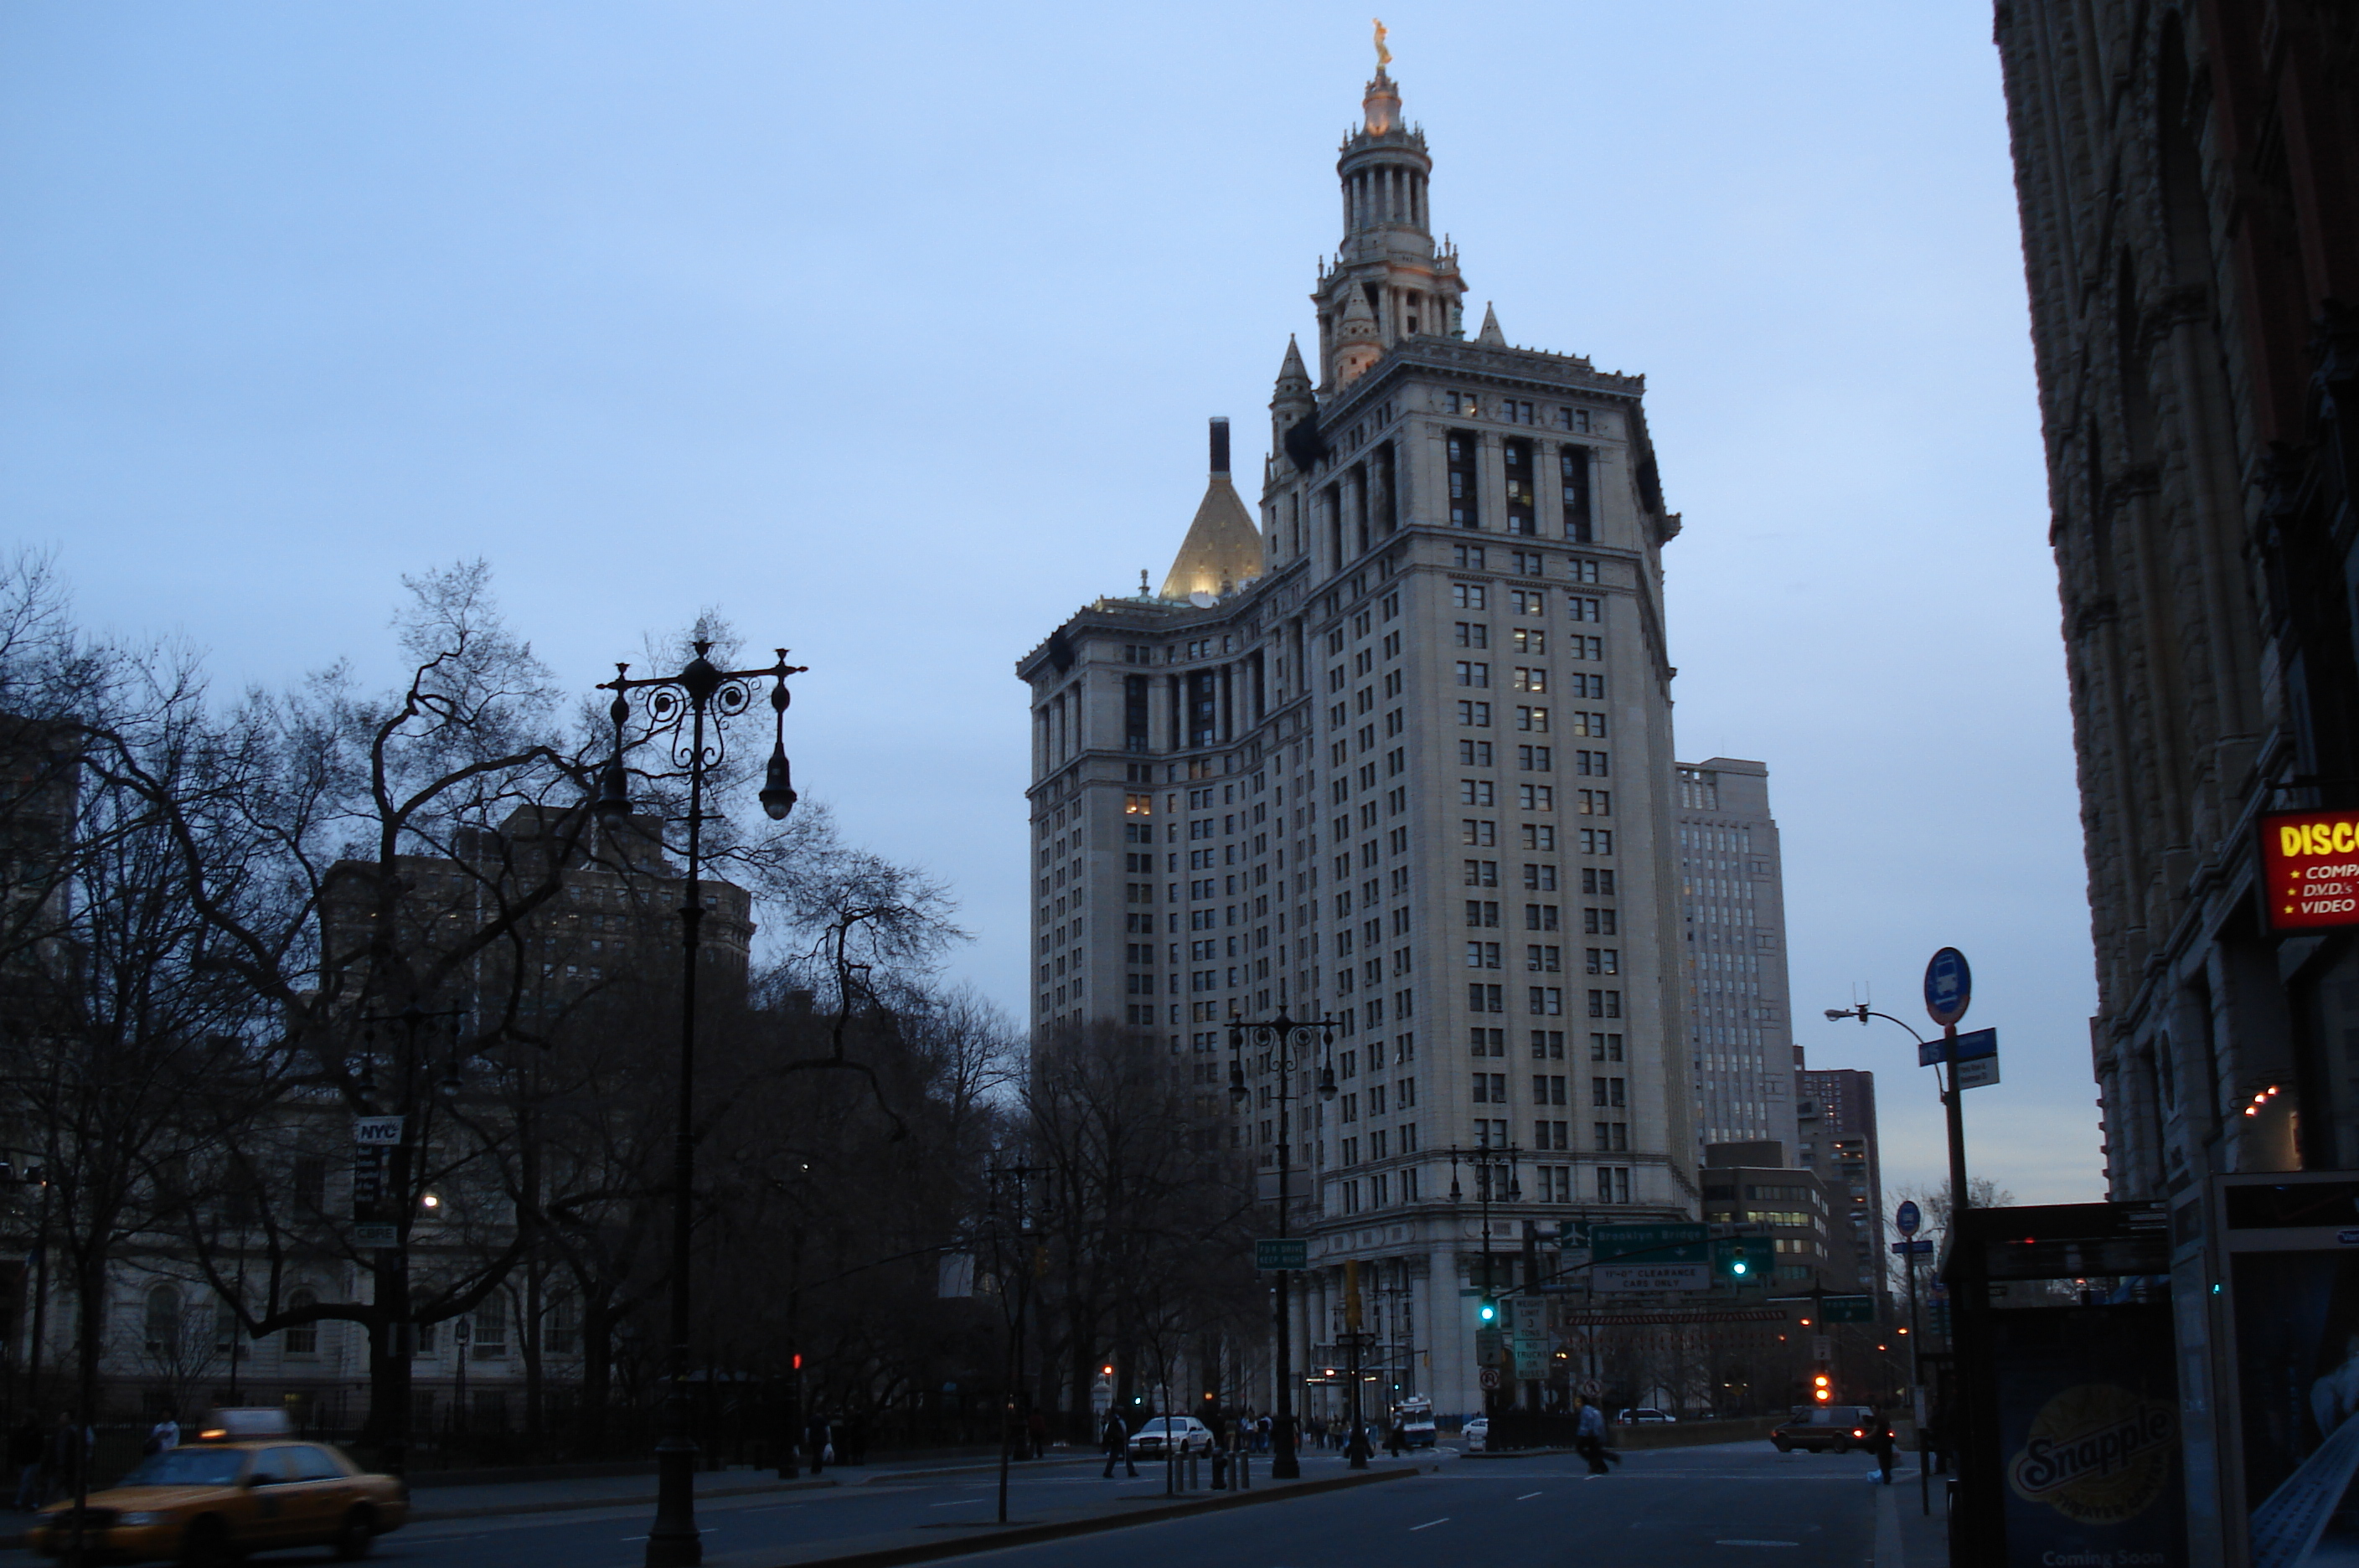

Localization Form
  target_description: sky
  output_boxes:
[0,3,2096,1209]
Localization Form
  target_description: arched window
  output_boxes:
[143,1285,182,1358]
[284,1289,317,1357]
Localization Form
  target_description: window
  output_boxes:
[1448,433,1480,527]
[1592,1075,1627,1108]
[1452,583,1489,610]
[1512,667,1546,693]
[1532,1074,1568,1105]
[1569,596,1602,622]
[1515,706,1548,732]
[1581,867,1617,895]
[1587,989,1622,1019]
[1577,789,1610,817]
[1457,701,1492,727]
[284,1288,319,1357]
[1511,625,1546,655]
[1464,900,1500,926]
[1469,1028,1505,1057]
[1460,819,1496,846]
[1463,941,1500,969]
[1472,1072,1508,1103]
[1580,828,1613,854]
[144,1285,183,1357]
[1589,1033,1623,1061]
[1525,904,1559,931]
[1526,944,1561,972]
[1505,440,1535,534]
[1455,661,1489,688]
[293,1158,327,1215]
[1468,983,1504,1013]
[1594,1122,1629,1153]
[1463,859,1499,887]
[472,1297,508,1359]
[1531,1029,1565,1059]
[1521,824,1556,851]
[1510,553,1545,578]
[1568,558,1601,584]
[1520,784,1554,811]
[1524,864,1558,891]
[1568,634,1603,660]
[1597,1167,1631,1204]
[1453,622,1489,648]
[1582,907,1618,936]
[1458,740,1494,766]
[1561,446,1592,540]
[1584,948,1618,975]
[1453,544,1487,570]
[1528,986,1563,1014]
[1572,750,1608,776]
[1459,779,1495,807]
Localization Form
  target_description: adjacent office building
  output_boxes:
[1674,759,1799,1159]
[1017,60,1696,1411]
[1792,1055,1885,1299]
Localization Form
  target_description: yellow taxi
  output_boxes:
[28,1417,408,1565]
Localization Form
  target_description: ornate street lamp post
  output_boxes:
[597,641,803,1568]
[1226,1009,1340,1481]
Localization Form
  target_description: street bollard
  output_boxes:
[1187,1452,1200,1490]
[1211,1448,1227,1490]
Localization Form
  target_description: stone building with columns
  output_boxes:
[1017,61,1696,1416]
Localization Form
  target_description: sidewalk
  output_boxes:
[408,1452,1108,1521]
[1874,1468,1949,1568]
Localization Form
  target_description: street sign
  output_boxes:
[2260,809,2359,932]
[1812,1334,1833,1361]
[1823,1294,1876,1323]
[1590,1222,1707,1261]
[353,1224,397,1248]
[1594,1262,1711,1293]
[1511,1342,1548,1380]
[1955,1054,2000,1090]
[1894,1199,1921,1237]
[1918,1027,1996,1067]
[1892,1239,1934,1255]
[1923,947,1971,1027]
[353,1116,405,1148]
[1478,1367,1503,1391]
[1255,1238,1307,1271]
[1475,1328,1504,1367]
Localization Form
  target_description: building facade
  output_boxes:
[1698,1142,1834,1289]
[1674,759,1799,1159]
[1017,62,1696,1415]
[1995,3,2359,1560]
[1791,1056,1884,1299]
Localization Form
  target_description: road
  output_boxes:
[965,1443,1890,1567]
[0,1442,1895,1568]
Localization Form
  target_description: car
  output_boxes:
[1771,1406,1892,1454]
[1460,1416,1489,1452]
[1617,1407,1676,1424]
[1127,1416,1213,1457]
[28,1425,409,1565]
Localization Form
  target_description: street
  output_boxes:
[0,1442,1895,1568]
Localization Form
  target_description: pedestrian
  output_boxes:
[144,1407,180,1457]
[1873,1416,1897,1485]
[1255,1415,1271,1453]
[1572,1395,1618,1477]
[1101,1410,1137,1479]
[47,1412,80,1504]
[1386,1417,1407,1458]
[9,1416,42,1511]
[807,1417,830,1474]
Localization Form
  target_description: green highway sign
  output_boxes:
[1256,1238,1308,1271]
[1823,1294,1876,1323]
[1590,1223,1709,1264]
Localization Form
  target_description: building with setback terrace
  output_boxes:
[1017,60,1696,1414]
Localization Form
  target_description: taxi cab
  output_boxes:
[28,1410,408,1565]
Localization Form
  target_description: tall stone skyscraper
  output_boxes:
[1017,59,1692,1413]
[1673,758,1799,1159]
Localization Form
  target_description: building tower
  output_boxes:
[1673,758,1799,1158]
[1792,1050,1886,1301]
[1016,56,1691,1417]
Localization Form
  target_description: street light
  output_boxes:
[598,640,803,1568]
[1226,1008,1340,1481]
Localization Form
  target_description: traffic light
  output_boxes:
[1714,1236,1773,1284]
[1810,1369,1833,1405]
[1476,1297,1499,1324]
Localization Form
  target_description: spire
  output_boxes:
[1336,286,1381,384]
[1275,334,1312,397]
[1477,302,1505,345]
[1161,419,1264,601]
[1365,18,1400,133]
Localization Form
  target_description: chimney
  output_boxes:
[1209,417,1231,477]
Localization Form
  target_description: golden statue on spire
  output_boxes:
[1373,18,1392,70]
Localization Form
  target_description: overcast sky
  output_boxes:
[0,3,2093,1210]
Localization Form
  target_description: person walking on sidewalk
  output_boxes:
[1572,1395,1618,1477]
[10,1416,43,1511]
[1100,1411,1137,1478]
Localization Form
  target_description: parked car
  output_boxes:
[1128,1416,1214,1457]
[1460,1416,1489,1452]
[1771,1406,1892,1454]
[28,1416,408,1565]
[1617,1407,1677,1424]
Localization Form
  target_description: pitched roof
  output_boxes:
[1160,475,1263,601]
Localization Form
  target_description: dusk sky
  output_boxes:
[0,4,2087,1209]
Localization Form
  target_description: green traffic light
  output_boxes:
[1730,1257,1748,1276]
[1477,1299,1497,1323]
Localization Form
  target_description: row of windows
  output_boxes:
[1461,942,1618,974]
[1453,742,1605,775]
[1470,1028,1624,1061]
[1449,583,1603,620]
[1468,1073,1625,1108]
[1463,863,1618,893]
[1462,902,1617,934]
[1467,984,1620,1017]
[1454,702,1607,735]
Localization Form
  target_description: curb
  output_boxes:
[756,1462,1432,1568]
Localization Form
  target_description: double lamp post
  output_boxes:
[596,641,803,1568]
